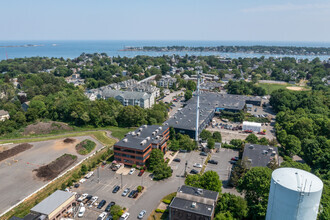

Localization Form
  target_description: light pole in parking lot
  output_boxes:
[97,166,100,183]
[121,173,123,188]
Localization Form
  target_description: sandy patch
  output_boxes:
[286,86,305,91]
[52,138,79,151]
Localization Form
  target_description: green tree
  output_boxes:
[215,193,248,220]
[146,149,164,171]
[214,212,234,220]
[153,163,172,180]
[187,80,196,91]
[185,174,201,187]
[237,167,272,219]
[200,129,212,140]
[212,131,222,142]
[245,134,258,144]
[207,138,215,149]
[284,135,301,157]
[280,159,311,172]
[110,205,124,220]
[199,171,222,193]
[184,90,193,101]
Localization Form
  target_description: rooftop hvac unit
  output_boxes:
[197,188,203,195]
[159,127,162,130]
[191,202,197,208]
[248,159,252,163]
[123,138,128,142]
[139,128,143,132]
[249,145,254,149]
[136,132,141,136]
[132,132,136,136]
[176,121,178,124]
[146,137,150,141]
[152,132,156,136]
[143,125,148,128]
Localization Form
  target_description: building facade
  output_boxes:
[114,125,169,166]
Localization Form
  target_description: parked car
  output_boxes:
[112,185,120,193]
[173,158,181,162]
[179,149,188,153]
[208,160,218,165]
[84,195,92,203]
[230,160,237,164]
[132,190,139,198]
[120,212,130,220]
[258,131,266,135]
[105,201,115,212]
[105,214,113,220]
[129,168,136,175]
[128,190,137,198]
[74,183,80,188]
[77,206,86,218]
[122,188,130,197]
[193,163,202,168]
[231,157,239,161]
[138,170,145,176]
[97,200,106,209]
[190,169,199,174]
[138,210,147,219]
[200,152,207,156]
[89,196,98,207]
[77,193,88,202]
[97,212,108,220]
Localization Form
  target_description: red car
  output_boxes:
[244,130,253,133]
[231,157,239,161]
[138,170,145,176]
[258,132,266,135]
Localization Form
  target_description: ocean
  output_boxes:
[0,40,330,61]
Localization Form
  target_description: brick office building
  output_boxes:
[114,125,169,166]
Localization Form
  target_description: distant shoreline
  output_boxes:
[121,45,330,56]
[0,44,44,48]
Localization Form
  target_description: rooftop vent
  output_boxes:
[268,147,273,151]
[197,188,203,195]
[176,121,178,124]
[136,132,141,136]
[159,127,162,130]
[139,128,143,132]
[152,132,156,136]
[132,132,136,136]
[191,202,197,208]
[263,150,268,154]
[123,138,128,142]
[143,125,148,128]
[248,159,252,163]
[146,137,150,141]
[249,145,254,149]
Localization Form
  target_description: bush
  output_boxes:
[162,199,171,204]
[137,185,142,192]
[75,139,96,155]
[155,209,165,213]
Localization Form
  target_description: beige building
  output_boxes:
[30,190,75,220]
[0,110,10,121]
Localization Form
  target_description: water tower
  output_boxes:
[266,168,323,220]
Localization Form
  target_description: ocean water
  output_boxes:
[0,40,329,61]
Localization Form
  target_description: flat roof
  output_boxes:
[272,168,323,192]
[243,121,262,126]
[170,197,214,217]
[115,125,169,150]
[178,185,219,201]
[30,190,74,216]
[242,144,279,167]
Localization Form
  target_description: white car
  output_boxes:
[85,171,94,179]
[88,196,98,207]
[97,212,107,220]
[138,210,146,219]
[122,188,130,197]
[120,212,130,220]
[77,193,88,202]
[77,206,85,218]
[129,168,136,175]
[193,163,202,168]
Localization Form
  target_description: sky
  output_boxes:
[1,0,330,42]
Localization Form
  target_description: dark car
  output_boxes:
[173,158,181,162]
[105,202,115,212]
[208,160,218,165]
[128,190,136,198]
[74,183,80,188]
[97,200,106,209]
[179,149,187,153]
[200,152,207,156]
[105,214,113,220]
[231,157,239,161]
[85,195,93,203]
[190,169,199,174]
[132,190,139,198]
[138,170,145,176]
[112,185,120,193]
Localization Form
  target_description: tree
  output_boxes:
[153,163,172,180]
[146,149,164,171]
[280,159,311,172]
[212,131,222,142]
[237,167,272,219]
[258,137,269,146]
[214,212,234,220]
[184,90,193,101]
[245,134,258,144]
[200,129,212,140]
[207,138,215,149]
[185,171,222,193]
[185,174,201,187]
[110,205,124,220]
[284,135,301,157]
[187,80,196,91]
[215,193,248,220]
[81,164,87,174]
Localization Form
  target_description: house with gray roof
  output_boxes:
[169,185,219,220]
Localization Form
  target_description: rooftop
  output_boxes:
[242,143,279,167]
[170,197,214,217]
[178,185,218,200]
[115,125,169,150]
[272,168,323,192]
[30,190,74,216]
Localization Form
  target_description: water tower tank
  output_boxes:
[266,168,323,220]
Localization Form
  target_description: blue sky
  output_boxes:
[1,0,330,42]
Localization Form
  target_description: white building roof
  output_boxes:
[272,168,323,192]
[243,121,261,127]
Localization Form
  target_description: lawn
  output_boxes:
[257,83,290,95]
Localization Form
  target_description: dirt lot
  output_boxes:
[34,154,77,181]
[0,143,33,162]
[0,136,103,215]
[23,121,72,135]
[286,86,306,91]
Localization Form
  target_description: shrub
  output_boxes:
[137,185,142,192]
[75,139,96,155]
[155,209,165,213]
[162,199,171,204]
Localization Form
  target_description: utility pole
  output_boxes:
[184,160,188,177]
[121,173,123,188]
[195,66,202,142]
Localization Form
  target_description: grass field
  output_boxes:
[257,83,310,95]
